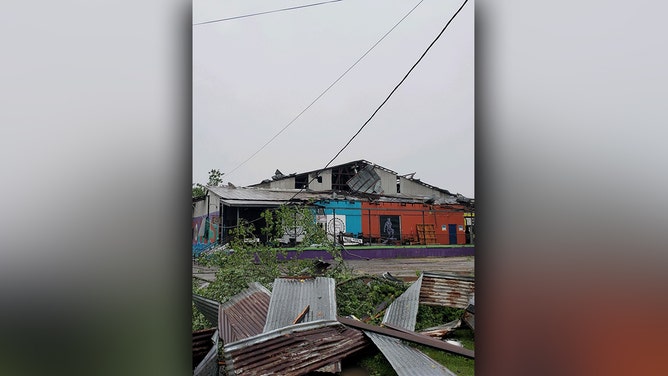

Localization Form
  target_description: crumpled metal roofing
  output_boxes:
[365,332,456,376]
[193,329,219,376]
[363,275,457,376]
[346,164,383,194]
[262,277,340,373]
[192,294,219,328]
[419,272,475,309]
[263,277,337,332]
[223,320,368,376]
[381,274,423,330]
[218,282,272,344]
[463,311,475,331]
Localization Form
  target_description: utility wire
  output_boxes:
[224,0,425,179]
[287,0,470,203]
[193,0,342,26]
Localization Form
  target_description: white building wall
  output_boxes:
[308,170,332,191]
[374,168,399,194]
[399,177,447,198]
[193,193,221,218]
[193,199,208,218]
[268,177,296,189]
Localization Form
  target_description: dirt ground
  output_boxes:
[193,256,474,283]
[343,256,474,279]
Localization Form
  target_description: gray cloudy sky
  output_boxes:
[193,0,474,197]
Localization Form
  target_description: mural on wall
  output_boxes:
[325,214,346,236]
[380,215,401,242]
[192,215,220,245]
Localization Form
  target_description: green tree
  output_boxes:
[192,169,224,198]
[207,169,224,186]
[192,184,206,198]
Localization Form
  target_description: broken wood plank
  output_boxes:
[293,305,310,325]
[338,316,474,359]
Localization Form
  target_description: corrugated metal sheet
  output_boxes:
[419,319,462,338]
[219,282,272,344]
[263,277,339,373]
[362,275,456,376]
[347,164,383,194]
[193,329,219,376]
[419,272,475,309]
[193,294,219,327]
[223,320,367,376]
[366,332,457,376]
[263,277,336,332]
[193,328,217,372]
[382,275,423,330]
[463,311,475,331]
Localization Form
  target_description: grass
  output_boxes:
[345,305,475,375]
[414,328,475,376]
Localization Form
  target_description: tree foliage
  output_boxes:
[194,205,341,303]
[192,168,224,198]
[207,169,224,186]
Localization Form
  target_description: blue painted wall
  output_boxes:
[315,200,362,235]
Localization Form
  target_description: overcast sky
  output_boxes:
[193,0,474,197]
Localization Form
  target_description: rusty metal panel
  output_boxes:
[263,277,339,373]
[420,272,475,309]
[419,319,462,338]
[218,282,272,344]
[263,277,336,332]
[193,329,219,376]
[193,294,219,328]
[382,275,423,330]
[223,320,368,376]
[193,328,217,373]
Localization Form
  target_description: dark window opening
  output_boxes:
[295,174,308,189]
[332,164,358,191]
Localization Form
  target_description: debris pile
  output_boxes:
[193,328,218,376]
[193,272,475,375]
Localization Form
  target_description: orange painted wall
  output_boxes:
[360,202,467,244]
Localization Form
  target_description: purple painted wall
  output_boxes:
[276,246,474,261]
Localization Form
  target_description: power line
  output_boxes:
[224,0,425,179]
[287,0,470,202]
[193,0,342,26]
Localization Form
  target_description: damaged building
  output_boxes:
[192,160,474,254]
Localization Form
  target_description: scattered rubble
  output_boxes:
[419,319,462,338]
[192,328,218,376]
[193,271,475,375]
